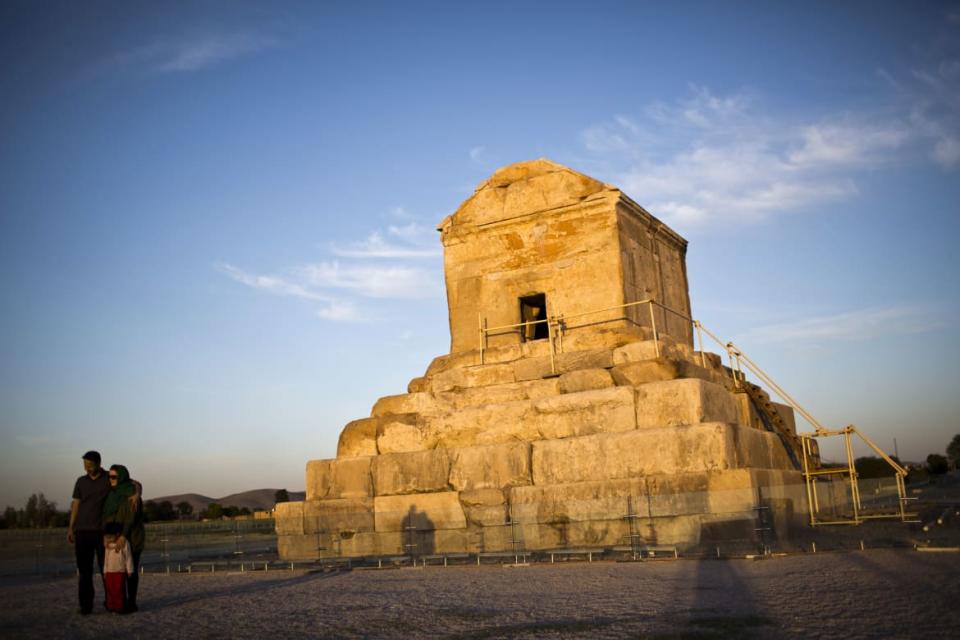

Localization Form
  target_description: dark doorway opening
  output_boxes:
[519,293,549,341]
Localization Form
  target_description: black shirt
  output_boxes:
[72,473,110,532]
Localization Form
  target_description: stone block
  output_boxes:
[460,488,507,526]
[611,359,679,386]
[376,414,428,454]
[735,427,797,471]
[371,393,436,417]
[436,378,560,411]
[374,491,467,532]
[523,378,563,401]
[448,442,532,491]
[337,417,378,458]
[372,449,451,496]
[510,479,646,524]
[701,470,760,515]
[471,524,517,552]
[433,529,470,554]
[425,354,452,377]
[635,379,740,428]
[771,402,797,435]
[407,377,429,393]
[612,340,662,364]
[610,357,713,387]
[531,424,749,485]
[558,368,614,394]
[303,498,374,534]
[425,400,535,449]
[431,363,515,392]
[277,533,319,560]
[696,351,724,370]
[513,355,554,382]
[559,325,641,353]
[306,456,372,500]
[556,348,614,372]
[274,501,304,535]
[647,515,703,548]
[557,520,631,548]
[478,343,527,364]
[337,530,404,557]
[533,386,636,439]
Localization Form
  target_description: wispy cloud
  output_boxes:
[217,263,332,302]
[469,146,486,163]
[742,306,946,345]
[316,301,363,323]
[100,31,276,76]
[879,15,960,170]
[219,208,443,323]
[330,222,440,258]
[295,262,441,299]
[581,86,912,228]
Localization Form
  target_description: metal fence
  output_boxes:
[279,479,946,567]
[4,478,951,577]
[0,518,277,577]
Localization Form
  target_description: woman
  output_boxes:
[102,464,145,613]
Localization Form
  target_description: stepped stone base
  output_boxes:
[278,337,816,560]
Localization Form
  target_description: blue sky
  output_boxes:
[1,1,958,508]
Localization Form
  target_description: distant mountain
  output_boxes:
[146,489,305,513]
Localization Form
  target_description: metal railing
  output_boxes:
[478,298,707,373]
[477,297,915,527]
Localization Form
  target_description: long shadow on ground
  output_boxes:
[143,569,347,611]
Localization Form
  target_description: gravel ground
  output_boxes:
[1,549,958,639]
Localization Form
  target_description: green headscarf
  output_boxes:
[103,464,135,519]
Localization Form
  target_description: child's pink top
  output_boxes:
[104,539,134,575]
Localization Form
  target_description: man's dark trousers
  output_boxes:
[75,529,104,612]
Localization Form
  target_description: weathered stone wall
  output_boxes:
[439,159,692,356]
[616,199,693,344]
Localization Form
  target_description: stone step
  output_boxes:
[530,422,795,486]
[386,378,743,454]
[374,343,729,421]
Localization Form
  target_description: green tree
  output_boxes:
[222,505,237,518]
[143,500,159,522]
[176,501,193,518]
[38,494,58,527]
[156,501,177,521]
[947,434,960,470]
[274,489,290,504]
[23,494,38,528]
[204,503,224,519]
[1,506,17,529]
[927,453,949,475]
[855,456,902,479]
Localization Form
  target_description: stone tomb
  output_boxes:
[276,159,813,559]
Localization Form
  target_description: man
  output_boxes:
[67,451,141,614]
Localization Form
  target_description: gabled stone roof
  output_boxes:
[444,158,617,229]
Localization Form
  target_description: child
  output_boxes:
[102,522,134,613]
